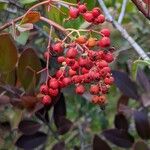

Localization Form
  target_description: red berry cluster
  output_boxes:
[40,4,115,106]
[69,4,105,24]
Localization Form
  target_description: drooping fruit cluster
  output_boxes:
[40,4,115,106]
[69,4,105,24]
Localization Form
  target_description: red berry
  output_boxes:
[78,4,87,13]
[101,85,108,94]
[100,28,110,37]
[83,12,94,22]
[92,7,101,17]
[97,14,105,24]
[55,69,64,79]
[97,60,108,68]
[92,95,99,104]
[81,67,89,74]
[42,95,52,105]
[78,57,88,67]
[58,80,65,88]
[104,77,114,85]
[102,67,111,73]
[66,48,78,58]
[62,77,72,87]
[104,52,114,63]
[71,61,79,70]
[75,85,85,95]
[69,7,79,19]
[57,56,66,63]
[52,42,63,53]
[49,88,59,97]
[40,84,49,95]
[98,95,106,104]
[90,84,99,95]
[98,37,111,47]
[49,78,59,89]
[66,58,75,66]
[72,75,82,83]
[68,69,77,76]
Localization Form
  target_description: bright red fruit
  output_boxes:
[100,28,110,37]
[97,14,105,23]
[57,56,65,63]
[83,12,94,22]
[66,48,78,58]
[52,42,63,53]
[62,77,72,87]
[49,78,59,89]
[92,7,101,17]
[49,88,59,97]
[42,95,52,105]
[78,4,87,13]
[69,7,79,18]
[104,52,114,63]
[69,69,77,76]
[40,84,49,95]
[90,84,99,95]
[75,85,85,95]
[98,37,111,47]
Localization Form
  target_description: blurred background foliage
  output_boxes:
[0,0,150,150]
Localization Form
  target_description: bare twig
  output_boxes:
[98,0,149,60]
[131,0,150,20]
[118,0,128,24]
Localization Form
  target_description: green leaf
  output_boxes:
[0,33,18,73]
[17,48,41,91]
[131,59,150,80]
[47,7,62,25]
[1,69,17,86]
[16,31,29,45]
[19,0,37,5]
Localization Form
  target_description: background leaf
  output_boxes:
[112,70,139,100]
[0,33,18,73]
[18,120,41,135]
[17,48,41,91]
[15,132,47,149]
[93,135,111,150]
[134,110,150,139]
[102,129,134,148]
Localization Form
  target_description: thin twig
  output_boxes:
[40,16,67,34]
[131,0,150,20]
[118,0,128,24]
[98,0,149,60]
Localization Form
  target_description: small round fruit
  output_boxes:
[66,48,78,58]
[76,36,87,44]
[49,88,59,97]
[97,14,105,24]
[69,7,79,19]
[83,12,94,22]
[98,37,111,47]
[75,85,85,95]
[78,4,87,13]
[100,28,110,37]
[92,7,101,17]
[52,42,63,53]
[49,78,59,89]
[42,95,52,105]
[40,84,49,95]
[62,77,72,87]
[87,38,97,47]
[57,56,65,63]
[90,84,99,95]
